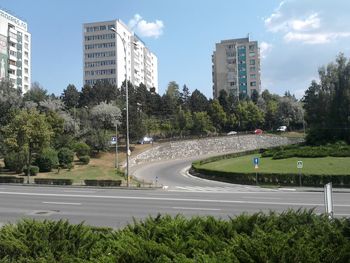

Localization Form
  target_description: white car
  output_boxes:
[227,131,238,136]
[138,136,153,144]
[277,126,287,132]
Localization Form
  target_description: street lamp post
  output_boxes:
[110,27,130,187]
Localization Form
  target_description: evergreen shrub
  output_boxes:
[36,147,59,172]
[58,147,74,168]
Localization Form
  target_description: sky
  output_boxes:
[2,0,350,99]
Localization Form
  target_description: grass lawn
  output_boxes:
[198,154,350,175]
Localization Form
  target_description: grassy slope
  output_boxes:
[199,154,350,175]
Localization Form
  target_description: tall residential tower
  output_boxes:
[212,37,260,98]
[0,9,31,93]
[83,19,158,92]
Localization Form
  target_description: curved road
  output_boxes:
[132,156,275,192]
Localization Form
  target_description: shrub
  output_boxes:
[74,142,90,158]
[29,166,39,176]
[58,147,74,168]
[35,147,59,172]
[4,151,27,173]
[34,178,73,185]
[84,179,122,186]
[79,155,90,165]
[0,176,24,183]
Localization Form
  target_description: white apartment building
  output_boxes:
[0,9,31,93]
[212,37,260,98]
[83,19,158,92]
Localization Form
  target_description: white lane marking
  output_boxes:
[42,201,81,206]
[243,196,281,200]
[0,191,348,207]
[63,190,96,193]
[172,207,221,211]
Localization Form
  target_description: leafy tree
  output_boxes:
[192,112,214,135]
[218,89,230,113]
[179,84,191,110]
[236,101,264,130]
[74,142,90,158]
[23,82,48,104]
[3,108,53,175]
[189,89,209,113]
[79,84,94,107]
[61,84,80,109]
[166,81,180,105]
[90,102,121,132]
[277,96,304,129]
[208,99,227,132]
[303,53,350,144]
[177,109,193,137]
[35,147,59,172]
[58,147,74,168]
[251,89,259,104]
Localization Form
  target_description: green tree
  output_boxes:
[23,82,48,105]
[61,84,80,109]
[208,99,227,132]
[303,53,350,144]
[189,89,209,113]
[3,108,53,176]
[192,112,214,135]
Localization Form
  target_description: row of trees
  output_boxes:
[303,53,350,144]
[0,77,304,168]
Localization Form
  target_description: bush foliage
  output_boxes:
[0,210,349,262]
[57,147,74,168]
[4,151,27,173]
[74,142,90,158]
[79,155,90,165]
[262,142,350,160]
[35,147,59,172]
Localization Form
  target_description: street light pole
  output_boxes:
[110,27,130,187]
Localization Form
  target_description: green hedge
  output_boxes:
[0,210,349,262]
[191,166,350,187]
[79,155,90,164]
[0,176,24,183]
[34,178,73,185]
[84,179,122,187]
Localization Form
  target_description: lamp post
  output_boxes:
[110,27,130,187]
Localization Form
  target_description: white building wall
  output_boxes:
[83,19,158,93]
[0,9,31,93]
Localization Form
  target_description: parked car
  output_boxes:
[137,136,153,144]
[277,126,287,132]
[227,131,237,136]
[254,129,263,135]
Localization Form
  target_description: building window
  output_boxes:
[230,82,235,86]
[250,66,256,71]
[249,45,255,51]
[25,35,29,41]
[25,68,29,74]
[250,59,255,65]
[249,52,255,57]
[24,43,29,50]
[250,81,256,86]
[250,74,256,79]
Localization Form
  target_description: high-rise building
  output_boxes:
[0,9,31,93]
[212,37,260,98]
[83,19,158,92]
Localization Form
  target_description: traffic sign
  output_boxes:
[297,161,303,169]
[253,157,259,165]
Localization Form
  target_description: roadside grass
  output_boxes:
[199,154,350,175]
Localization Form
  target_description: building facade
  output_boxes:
[0,9,31,93]
[83,20,158,92]
[212,37,260,98]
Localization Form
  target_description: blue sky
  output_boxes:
[2,0,350,99]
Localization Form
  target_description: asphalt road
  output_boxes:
[0,184,349,228]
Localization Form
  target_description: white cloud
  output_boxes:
[289,13,320,31]
[260,42,273,58]
[128,14,164,39]
[284,32,350,44]
[264,0,350,45]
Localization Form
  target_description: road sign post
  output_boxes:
[297,161,303,186]
[253,157,259,185]
[324,182,334,219]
